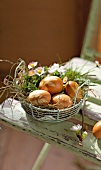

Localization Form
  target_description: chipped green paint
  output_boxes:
[0,110,101,166]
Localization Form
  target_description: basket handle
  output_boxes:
[13,59,26,86]
[73,80,90,105]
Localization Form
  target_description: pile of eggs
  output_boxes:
[27,74,101,139]
[27,76,83,109]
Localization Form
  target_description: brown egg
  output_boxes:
[92,120,101,139]
[64,81,83,102]
[51,93,73,109]
[39,76,63,94]
[27,90,51,106]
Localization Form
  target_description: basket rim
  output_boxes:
[21,98,84,113]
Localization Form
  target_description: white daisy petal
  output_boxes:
[35,67,45,76]
[48,63,60,73]
[28,61,38,69]
[58,65,66,74]
[70,124,82,131]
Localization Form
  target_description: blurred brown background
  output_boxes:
[0,0,91,70]
[0,0,93,170]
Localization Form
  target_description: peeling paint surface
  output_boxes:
[0,98,101,166]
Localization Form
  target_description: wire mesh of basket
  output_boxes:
[20,81,88,122]
[13,59,89,122]
[21,98,84,122]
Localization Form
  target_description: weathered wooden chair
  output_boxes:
[28,1,101,168]
[0,0,101,169]
[31,1,101,169]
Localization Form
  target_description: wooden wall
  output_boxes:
[0,0,91,70]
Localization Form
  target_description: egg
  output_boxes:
[64,81,83,102]
[51,93,73,109]
[92,120,101,139]
[39,76,63,94]
[27,90,51,106]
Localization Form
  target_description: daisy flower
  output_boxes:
[95,60,101,68]
[63,76,68,84]
[28,70,35,76]
[58,65,66,74]
[35,67,45,76]
[82,131,88,139]
[28,61,38,69]
[48,63,60,73]
[70,124,82,133]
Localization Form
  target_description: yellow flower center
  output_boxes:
[30,63,35,67]
[37,69,42,74]
[28,70,34,76]
[63,76,68,83]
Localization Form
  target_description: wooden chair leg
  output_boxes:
[31,143,51,170]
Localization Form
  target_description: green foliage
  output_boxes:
[22,67,89,93]
[22,74,44,92]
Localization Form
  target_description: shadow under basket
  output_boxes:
[21,98,85,123]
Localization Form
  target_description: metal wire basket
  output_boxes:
[21,98,84,122]
[21,81,88,122]
[13,59,89,122]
